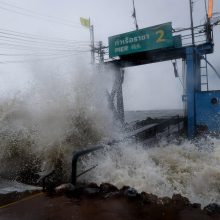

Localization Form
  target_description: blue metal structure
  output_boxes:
[186,45,210,137]
[195,91,220,132]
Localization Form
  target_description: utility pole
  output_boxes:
[189,0,195,46]
[90,23,95,64]
[97,41,105,63]
[95,41,108,64]
[204,0,208,17]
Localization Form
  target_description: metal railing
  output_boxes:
[173,24,213,47]
[40,116,186,188]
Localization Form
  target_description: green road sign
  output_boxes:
[109,22,174,58]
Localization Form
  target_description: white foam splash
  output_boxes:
[80,136,220,207]
[0,178,41,194]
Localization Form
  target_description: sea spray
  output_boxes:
[0,58,120,183]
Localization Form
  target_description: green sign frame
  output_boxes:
[109,22,174,58]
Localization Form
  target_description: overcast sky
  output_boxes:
[0,0,219,110]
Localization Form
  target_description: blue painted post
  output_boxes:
[186,47,196,138]
[195,53,201,92]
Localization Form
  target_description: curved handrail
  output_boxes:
[71,145,104,185]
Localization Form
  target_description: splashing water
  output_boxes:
[80,136,220,207]
[0,57,220,207]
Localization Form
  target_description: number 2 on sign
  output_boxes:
[156,30,165,42]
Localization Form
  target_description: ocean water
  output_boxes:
[125,109,184,123]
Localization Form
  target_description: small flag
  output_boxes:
[80,17,90,28]
[208,0,213,18]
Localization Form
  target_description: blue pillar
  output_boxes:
[186,47,202,138]
[186,47,196,138]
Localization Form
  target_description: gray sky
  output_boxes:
[0,0,219,110]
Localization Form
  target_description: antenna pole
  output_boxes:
[204,0,208,18]
[132,0,139,30]
[189,0,195,46]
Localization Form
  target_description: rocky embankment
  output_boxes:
[53,182,220,220]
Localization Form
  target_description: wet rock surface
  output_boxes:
[204,203,220,215]
[1,183,220,220]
